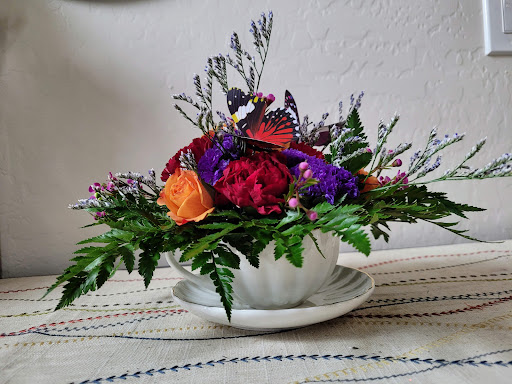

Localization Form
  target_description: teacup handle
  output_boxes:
[164,252,216,291]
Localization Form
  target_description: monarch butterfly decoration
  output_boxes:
[227,88,300,148]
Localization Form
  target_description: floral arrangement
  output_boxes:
[47,12,511,320]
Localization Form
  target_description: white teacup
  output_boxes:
[165,230,340,310]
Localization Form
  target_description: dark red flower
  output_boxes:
[161,135,213,182]
[289,142,325,159]
[214,151,293,215]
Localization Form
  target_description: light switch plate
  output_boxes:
[483,0,512,55]
[503,0,512,33]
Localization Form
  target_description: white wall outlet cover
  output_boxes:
[483,0,512,55]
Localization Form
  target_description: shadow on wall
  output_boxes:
[0,8,27,278]
[0,1,159,277]
[65,0,161,3]
[0,16,4,278]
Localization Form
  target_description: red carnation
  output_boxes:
[161,135,213,182]
[214,151,293,215]
[289,142,325,160]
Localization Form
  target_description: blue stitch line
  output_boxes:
[371,254,512,276]
[33,328,293,341]
[296,349,512,383]
[357,289,512,311]
[42,312,175,333]
[71,349,512,384]
[307,362,449,382]
[1,312,180,337]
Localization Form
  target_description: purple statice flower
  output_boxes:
[282,149,359,204]
[197,134,240,185]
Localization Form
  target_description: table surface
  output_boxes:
[1,240,511,384]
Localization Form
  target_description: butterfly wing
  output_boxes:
[227,88,267,135]
[227,88,298,147]
[284,90,300,125]
[245,108,297,147]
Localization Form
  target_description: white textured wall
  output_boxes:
[0,0,511,277]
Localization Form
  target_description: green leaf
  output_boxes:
[284,239,304,268]
[308,232,325,258]
[182,240,217,261]
[371,224,390,242]
[119,245,135,273]
[325,215,359,229]
[44,243,118,298]
[138,251,160,288]
[339,226,371,256]
[222,234,254,262]
[312,201,336,214]
[200,262,215,275]
[215,247,240,269]
[198,223,235,229]
[55,273,95,310]
[73,246,101,255]
[191,252,212,271]
[181,223,242,261]
[281,225,306,237]
[336,108,373,173]
[96,253,118,288]
[209,210,243,219]
[210,263,234,321]
[247,240,266,267]
[274,237,286,261]
[77,229,134,245]
[256,217,280,225]
[276,210,302,229]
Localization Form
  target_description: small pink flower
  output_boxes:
[379,176,391,186]
[288,197,299,208]
[307,211,318,221]
[298,162,309,171]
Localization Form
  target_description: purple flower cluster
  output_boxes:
[198,134,240,185]
[283,149,359,204]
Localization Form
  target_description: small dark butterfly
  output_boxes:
[284,90,300,127]
[227,88,299,148]
[284,90,331,146]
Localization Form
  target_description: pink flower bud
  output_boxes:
[298,162,309,171]
[303,169,313,179]
[267,94,275,102]
[307,210,318,221]
[365,148,373,153]
[288,197,299,208]
[391,158,402,167]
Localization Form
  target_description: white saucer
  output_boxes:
[172,265,375,331]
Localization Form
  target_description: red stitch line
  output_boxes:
[0,287,49,294]
[0,308,188,337]
[347,295,512,319]
[358,249,509,269]
[0,277,184,294]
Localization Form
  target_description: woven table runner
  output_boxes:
[1,240,511,383]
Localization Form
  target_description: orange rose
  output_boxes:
[357,169,380,193]
[157,169,214,226]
